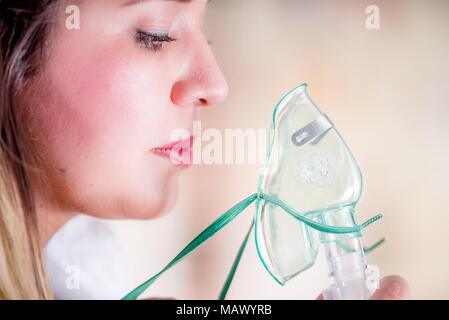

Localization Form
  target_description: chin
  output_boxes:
[127,178,180,220]
[61,167,183,220]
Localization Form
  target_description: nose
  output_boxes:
[170,39,229,108]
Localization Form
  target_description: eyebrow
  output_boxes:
[122,0,211,6]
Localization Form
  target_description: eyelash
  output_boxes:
[135,29,177,52]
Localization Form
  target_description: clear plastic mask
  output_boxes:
[255,83,364,285]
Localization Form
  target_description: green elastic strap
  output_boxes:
[121,193,258,300]
[258,193,383,233]
[218,218,255,300]
[217,193,384,300]
[122,192,383,300]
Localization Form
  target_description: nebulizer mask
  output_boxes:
[123,84,384,300]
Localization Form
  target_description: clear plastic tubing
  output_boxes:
[321,233,372,300]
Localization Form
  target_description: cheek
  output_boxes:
[28,39,178,218]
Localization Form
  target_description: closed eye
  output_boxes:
[135,29,177,52]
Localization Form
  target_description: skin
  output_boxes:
[21,0,228,245]
[19,0,410,299]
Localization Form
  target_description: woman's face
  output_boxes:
[22,0,228,219]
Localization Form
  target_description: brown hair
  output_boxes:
[0,0,65,299]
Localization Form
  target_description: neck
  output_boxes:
[35,195,78,248]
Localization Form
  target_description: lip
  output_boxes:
[150,135,195,169]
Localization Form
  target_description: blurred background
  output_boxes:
[107,0,449,299]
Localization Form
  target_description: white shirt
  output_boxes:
[43,214,133,300]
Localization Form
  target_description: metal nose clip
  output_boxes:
[291,113,334,147]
